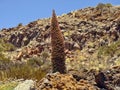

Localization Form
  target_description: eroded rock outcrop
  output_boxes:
[37,72,98,90]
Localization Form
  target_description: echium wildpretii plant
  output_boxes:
[50,10,66,74]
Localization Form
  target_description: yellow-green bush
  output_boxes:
[0,38,15,52]
[98,41,120,56]
[105,3,112,7]
[8,64,46,80]
[0,53,11,73]
[0,38,15,70]
[96,3,105,10]
[96,3,112,10]
[27,57,43,67]
[0,63,47,81]
[0,81,18,90]
[0,38,47,81]
[0,56,49,81]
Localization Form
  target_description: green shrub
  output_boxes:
[27,57,43,67]
[0,53,11,71]
[0,82,18,90]
[31,68,46,80]
[0,63,47,81]
[96,3,112,9]
[0,55,49,81]
[96,3,105,10]
[98,41,120,56]
[0,38,15,52]
[106,3,112,7]
[41,49,50,61]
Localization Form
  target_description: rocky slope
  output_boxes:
[0,4,120,90]
[36,66,120,90]
[0,5,120,69]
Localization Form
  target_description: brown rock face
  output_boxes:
[37,72,97,90]
[95,72,107,89]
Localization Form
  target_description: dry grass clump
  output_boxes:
[0,58,48,81]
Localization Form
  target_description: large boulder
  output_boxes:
[14,80,35,90]
[37,72,97,90]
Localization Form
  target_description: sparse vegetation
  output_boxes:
[0,38,48,81]
[98,40,120,56]
[115,59,120,66]
[0,39,15,52]
[96,3,112,9]
[27,57,43,67]
[96,3,113,14]
[0,81,18,90]
[96,3,105,10]
[0,38,15,70]
[0,59,48,81]
[106,3,112,8]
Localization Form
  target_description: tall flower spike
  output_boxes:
[51,10,66,74]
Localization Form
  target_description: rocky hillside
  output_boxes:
[0,4,120,90]
[0,4,120,69]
